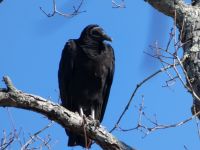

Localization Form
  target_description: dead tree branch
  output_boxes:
[112,0,126,8]
[111,9,200,136]
[40,0,86,17]
[0,130,15,150]
[118,99,200,137]
[21,122,53,150]
[147,0,200,120]
[0,123,54,150]
[0,76,135,150]
[110,64,175,132]
[136,22,200,138]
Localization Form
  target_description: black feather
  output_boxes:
[58,24,115,148]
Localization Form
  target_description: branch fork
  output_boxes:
[0,76,135,150]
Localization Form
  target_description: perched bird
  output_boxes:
[58,24,115,148]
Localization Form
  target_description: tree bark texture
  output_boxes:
[146,0,200,117]
[0,76,135,150]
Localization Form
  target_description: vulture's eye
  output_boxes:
[92,30,100,36]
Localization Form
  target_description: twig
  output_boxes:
[0,130,15,150]
[145,111,200,133]
[6,108,16,132]
[40,0,86,18]
[140,20,200,138]
[115,18,200,138]
[179,19,185,42]
[35,135,51,150]
[21,121,54,150]
[176,56,200,102]
[110,64,175,132]
[118,104,200,136]
[184,145,189,150]
[195,114,200,139]
[112,0,126,8]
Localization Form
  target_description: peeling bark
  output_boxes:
[0,76,135,150]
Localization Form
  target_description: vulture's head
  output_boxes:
[80,24,112,42]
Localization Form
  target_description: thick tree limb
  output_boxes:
[145,0,187,20]
[0,76,135,150]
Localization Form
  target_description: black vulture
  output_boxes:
[58,24,115,148]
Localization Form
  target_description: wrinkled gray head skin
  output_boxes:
[80,24,112,42]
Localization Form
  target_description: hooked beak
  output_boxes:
[102,33,112,42]
[92,26,112,42]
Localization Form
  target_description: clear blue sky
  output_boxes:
[0,0,199,150]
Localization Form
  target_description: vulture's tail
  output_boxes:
[66,130,92,148]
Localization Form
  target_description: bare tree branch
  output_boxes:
[112,0,126,8]
[146,0,200,119]
[0,130,15,150]
[110,64,175,132]
[117,99,200,137]
[111,8,200,137]
[139,18,200,138]
[0,123,55,150]
[0,76,136,150]
[21,122,53,150]
[40,0,86,17]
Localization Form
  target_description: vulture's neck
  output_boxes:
[79,37,104,52]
